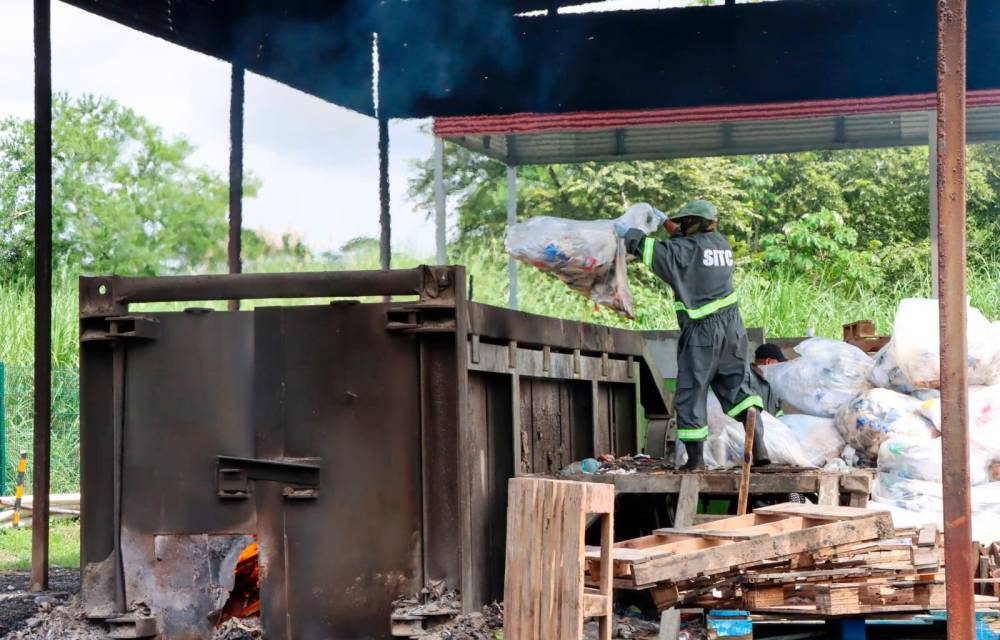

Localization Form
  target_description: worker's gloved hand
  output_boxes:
[612,221,631,237]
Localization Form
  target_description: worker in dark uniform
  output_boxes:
[617,200,767,470]
[752,343,787,417]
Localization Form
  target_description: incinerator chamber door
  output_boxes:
[252,303,424,639]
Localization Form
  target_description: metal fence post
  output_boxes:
[936,0,974,637]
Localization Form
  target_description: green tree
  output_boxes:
[409,140,1000,292]
[0,93,260,278]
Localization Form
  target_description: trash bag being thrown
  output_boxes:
[505,203,665,318]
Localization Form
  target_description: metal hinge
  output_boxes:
[80,315,160,343]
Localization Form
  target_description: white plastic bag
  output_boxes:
[877,436,989,485]
[505,203,664,317]
[835,388,937,459]
[698,394,815,468]
[918,384,1000,462]
[869,475,1000,544]
[779,414,845,468]
[760,338,873,418]
[867,344,917,394]
[886,298,999,388]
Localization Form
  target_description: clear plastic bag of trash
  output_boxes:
[872,472,1000,519]
[868,344,917,394]
[885,298,1000,388]
[693,394,816,468]
[835,388,936,459]
[779,414,845,468]
[505,203,665,318]
[760,338,873,418]
[877,436,989,485]
[918,384,1000,462]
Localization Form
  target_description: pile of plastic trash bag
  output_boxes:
[676,394,836,470]
[754,297,1000,542]
[760,338,872,418]
[506,203,665,318]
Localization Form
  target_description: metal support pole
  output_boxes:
[929,110,939,298]
[379,115,391,271]
[227,63,245,311]
[31,0,52,593]
[936,1,974,638]
[506,166,518,310]
[434,138,447,265]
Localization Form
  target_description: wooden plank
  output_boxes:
[504,478,613,639]
[559,383,573,471]
[593,382,611,456]
[512,372,524,476]
[626,511,894,587]
[674,474,700,528]
[531,380,562,474]
[737,410,755,515]
[816,474,840,507]
[653,528,767,541]
[754,503,890,522]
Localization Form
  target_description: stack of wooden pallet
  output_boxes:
[732,522,952,615]
[586,503,1000,617]
[977,541,1000,598]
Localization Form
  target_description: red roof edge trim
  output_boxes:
[433,89,1000,137]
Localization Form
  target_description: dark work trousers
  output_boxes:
[674,305,763,441]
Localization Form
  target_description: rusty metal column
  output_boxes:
[506,166,518,310]
[31,0,52,593]
[227,63,245,311]
[379,115,391,271]
[936,1,974,637]
[434,138,447,265]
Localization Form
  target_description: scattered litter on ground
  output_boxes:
[4,595,106,640]
[0,568,80,637]
[213,616,263,640]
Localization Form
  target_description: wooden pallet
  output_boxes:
[504,478,615,640]
[744,579,947,615]
[586,503,893,590]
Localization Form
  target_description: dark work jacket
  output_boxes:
[623,229,736,328]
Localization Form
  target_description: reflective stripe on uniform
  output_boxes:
[642,237,656,269]
[677,425,709,441]
[673,290,739,320]
[726,394,764,418]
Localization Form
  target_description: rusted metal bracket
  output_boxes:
[80,316,160,343]
[216,456,321,499]
[386,305,457,334]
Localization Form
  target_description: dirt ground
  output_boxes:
[0,568,80,637]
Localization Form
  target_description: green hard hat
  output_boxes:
[670,199,718,222]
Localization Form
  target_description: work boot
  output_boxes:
[746,408,771,467]
[682,440,705,471]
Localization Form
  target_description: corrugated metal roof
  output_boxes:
[440,94,1000,165]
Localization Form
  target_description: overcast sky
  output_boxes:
[0,0,690,258]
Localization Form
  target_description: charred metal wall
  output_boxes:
[79,266,669,639]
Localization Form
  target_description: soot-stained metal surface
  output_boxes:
[79,266,669,639]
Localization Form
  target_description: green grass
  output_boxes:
[0,519,80,570]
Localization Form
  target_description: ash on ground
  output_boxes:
[0,568,81,638]
[214,616,263,640]
[3,596,106,640]
[391,581,502,639]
